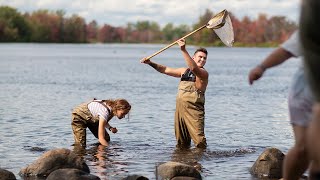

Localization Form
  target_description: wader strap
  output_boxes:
[92,99,112,120]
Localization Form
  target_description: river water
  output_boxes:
[0,43,299,179]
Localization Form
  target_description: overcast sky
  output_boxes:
[0,0,301,27]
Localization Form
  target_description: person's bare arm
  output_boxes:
[259,47,294,69]
[140,58,185,77]
[248,47,294,85]
[98,117,109,146]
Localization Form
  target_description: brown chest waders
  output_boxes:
[71,101,110,146]
[175,81,207,148]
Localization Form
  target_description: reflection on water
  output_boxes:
[73,143,132,179]
[71,142,257,179]
[169,147,257,178]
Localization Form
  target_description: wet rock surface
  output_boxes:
[157,161,202,180]
[19,148,89,178]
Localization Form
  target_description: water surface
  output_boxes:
[0,43,299,179]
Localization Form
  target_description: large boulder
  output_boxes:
[19,148,89,178]
[0,168,16,180]
[250,147,284,179]
[157,161,202,180]
[47,168,100,180]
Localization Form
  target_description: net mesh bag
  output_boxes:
[213,12,234,47]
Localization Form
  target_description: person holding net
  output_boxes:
[141,39,208,149]
[138,10,234,149]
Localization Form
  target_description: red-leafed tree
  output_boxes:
[27,10,62,42]
[114,27,126,42]
[98,24,113,42]
[86,20,98,42]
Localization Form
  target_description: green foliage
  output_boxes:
[162,23,190,42]
[0,6,31,42]
[232,41,279,47]
[162,23,174,41]
[63,14,86,43]
[191,9,217,44]
[133,20,160,31]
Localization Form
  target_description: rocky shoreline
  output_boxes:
[0,147,307,180]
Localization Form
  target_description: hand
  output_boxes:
[140,57,151,64]
[177,38,186,50]
[248,66,265,85]
[110,127,118,134]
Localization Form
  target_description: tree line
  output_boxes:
[0,6,297,46]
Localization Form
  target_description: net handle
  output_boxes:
[145,9,228,60]
[146,25,207,60]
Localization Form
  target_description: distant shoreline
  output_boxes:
[0,41,280,48]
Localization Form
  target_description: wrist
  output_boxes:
[149,61,155,66]
[257,64,266,71]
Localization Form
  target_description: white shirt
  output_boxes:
[281,30,302,57]
[87,101,110,121]
[281,30,312,98]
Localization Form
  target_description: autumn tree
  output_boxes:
[26,10,65,42]
[192,9,217,45]
[63,14,86,43]
[86,20,98,42]
[267,16,296,43]
[131,20,161,43]
[98,24,114,42]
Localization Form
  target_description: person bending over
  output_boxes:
[71,98,131,147]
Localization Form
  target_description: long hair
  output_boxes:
[102,99,131,119]
[102,99,131,111]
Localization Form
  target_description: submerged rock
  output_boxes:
[157,161,202,180]
[19,148,89,178]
